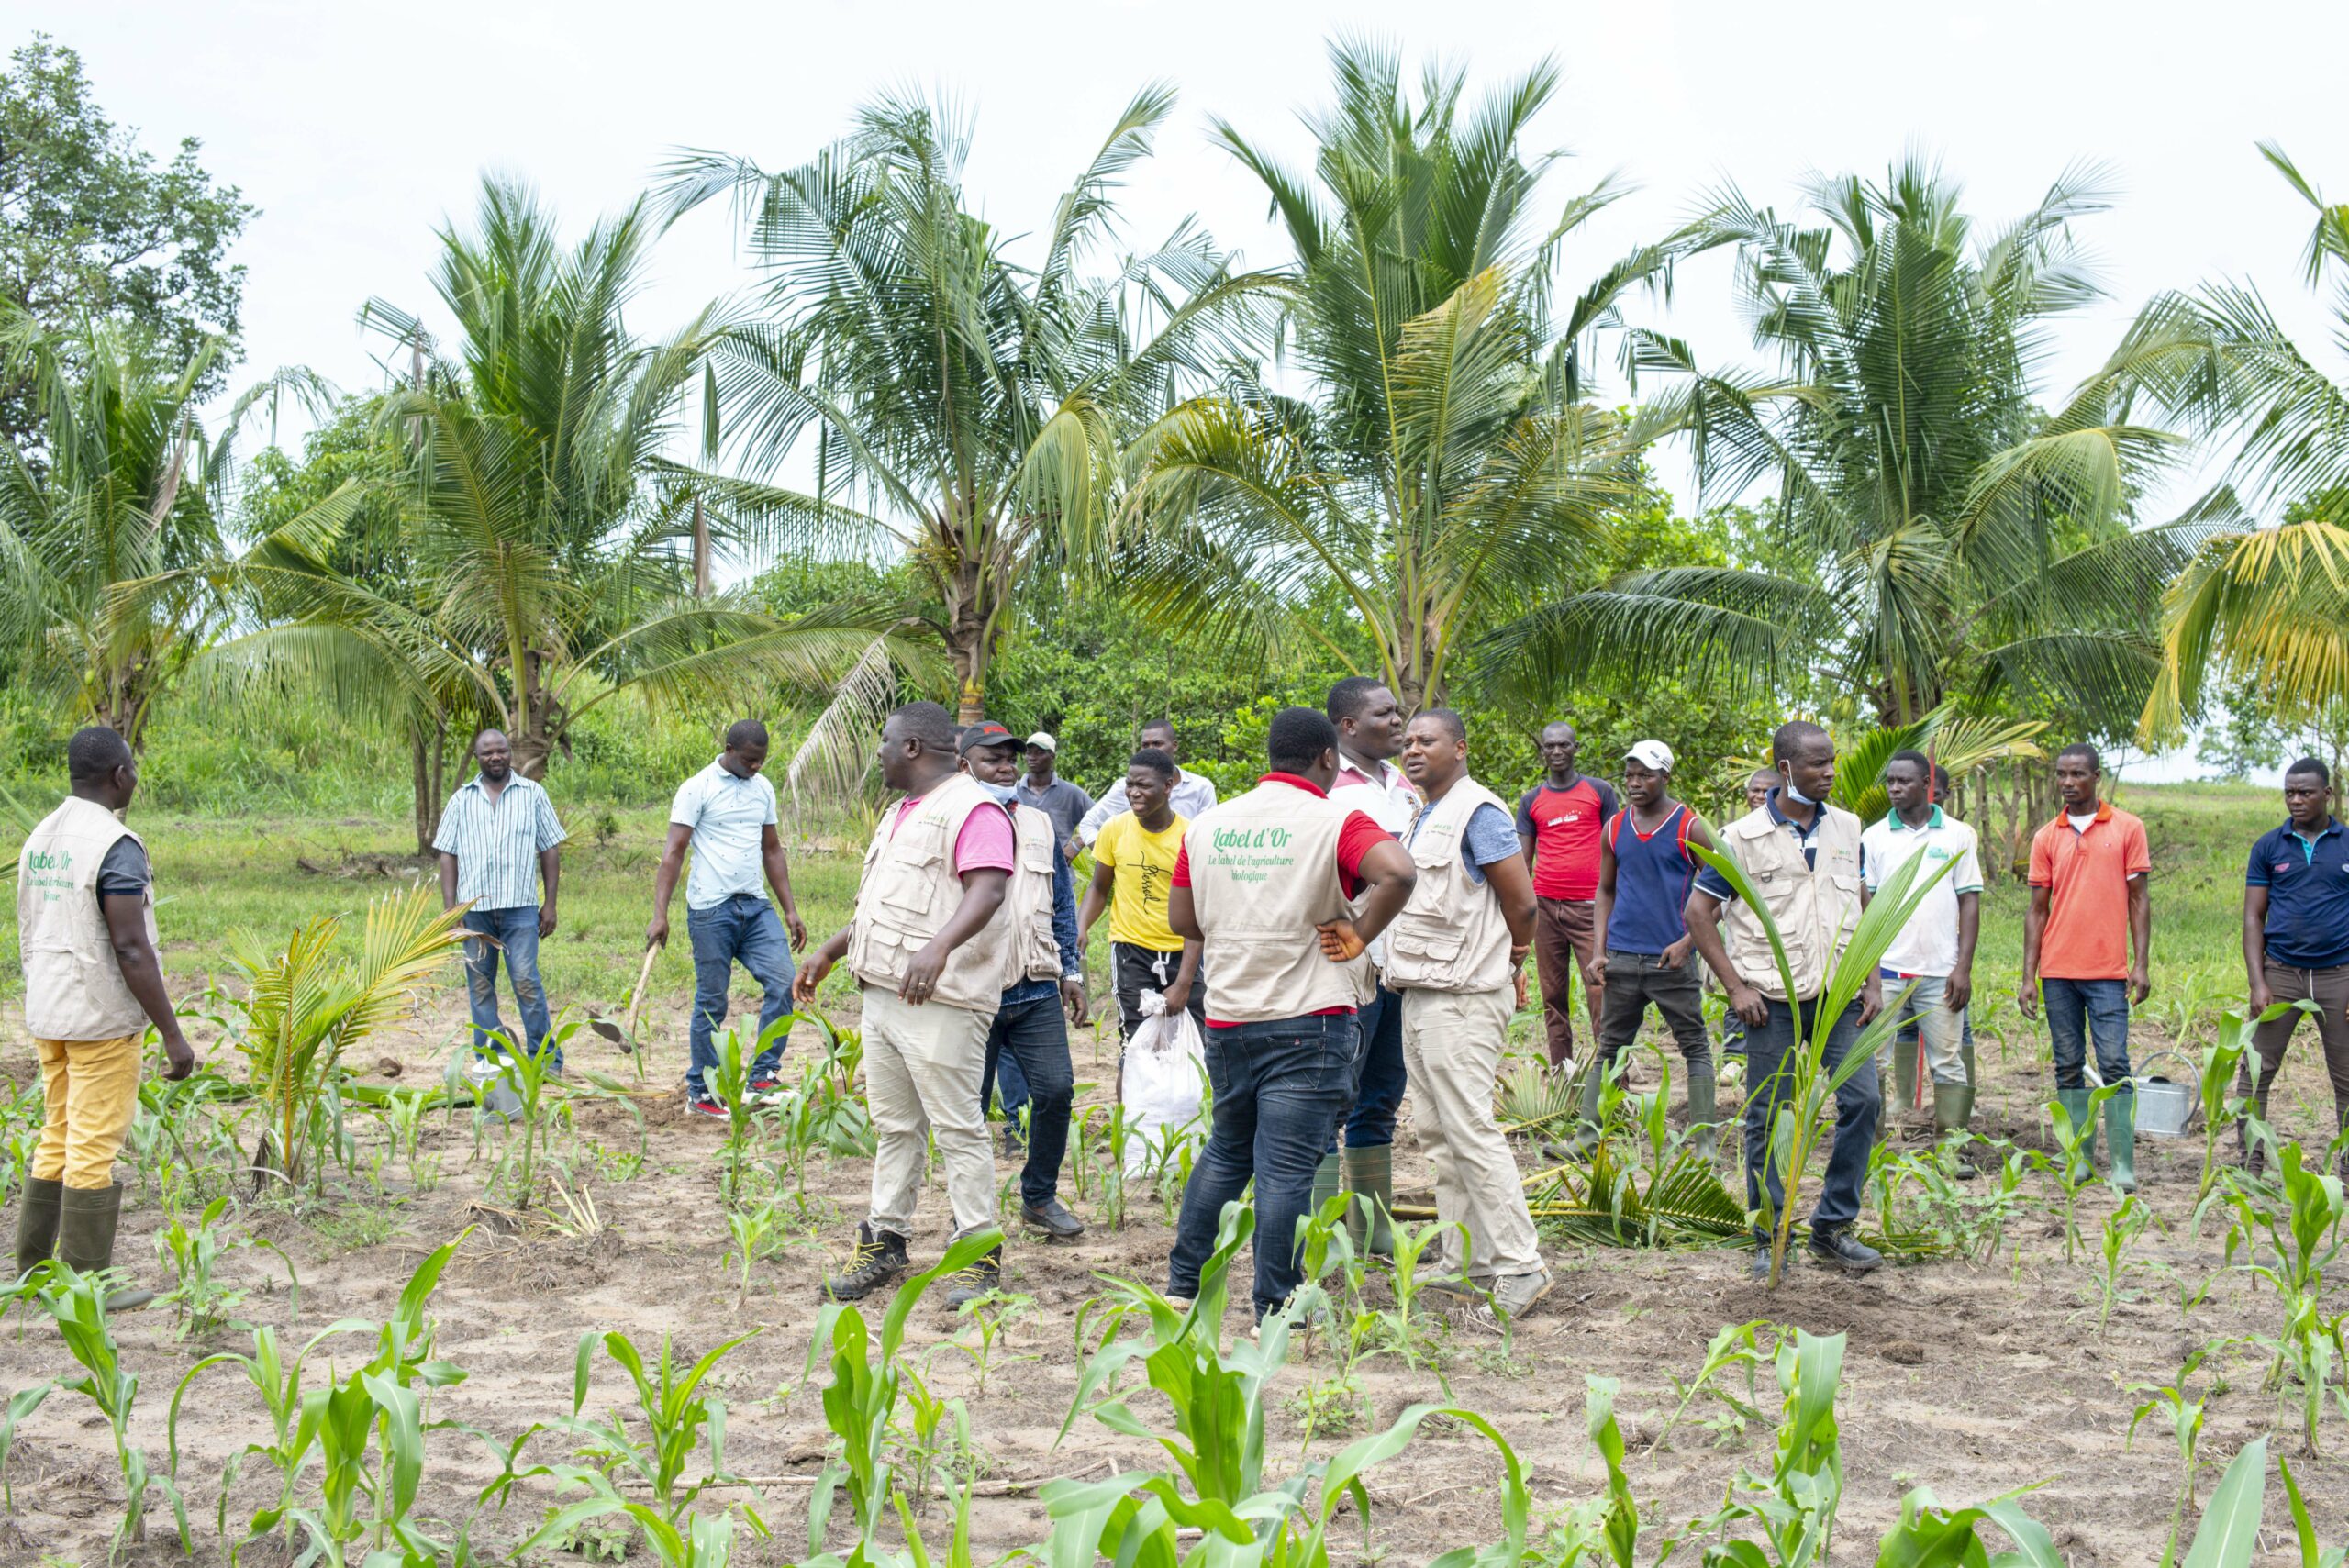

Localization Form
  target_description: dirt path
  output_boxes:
[2,991,2344,1565]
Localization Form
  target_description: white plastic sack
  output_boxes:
[1120,989,1207,1176]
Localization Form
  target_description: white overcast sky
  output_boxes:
[24,0,2349,777]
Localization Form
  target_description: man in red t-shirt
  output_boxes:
[1515,721,1620,1069]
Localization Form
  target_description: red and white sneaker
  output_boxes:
[748,1073,785,1099]
[686,1092,727,1119]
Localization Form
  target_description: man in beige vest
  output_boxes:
[14,728,196,1305]
[1164,707,1417,1320]
[1686,720,1884,1280]
[796,702,1014,1305]
[1388,711,1551,1318]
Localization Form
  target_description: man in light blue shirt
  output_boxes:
[647,719,809,1115]
[434,728,567,1066]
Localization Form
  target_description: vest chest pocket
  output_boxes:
[1389,916,1464,967]
[879,828,950,916]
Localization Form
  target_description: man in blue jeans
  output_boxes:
[2019,743,2153,1191]
[647,720,809,1117]
[434,728,567,1080]
[962,721,1090,1240]
[1686,721,1884,1280]
[1165,708,1417,1318]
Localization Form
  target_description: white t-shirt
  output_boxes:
[1859,806,1984,978]
[670,758,780,910]
[2066,812,2097,834]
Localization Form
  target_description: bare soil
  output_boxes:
[4,992,2346,1566]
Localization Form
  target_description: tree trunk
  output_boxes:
[692,496,711,597]
[943,551,990,727]
[411,714,449,855]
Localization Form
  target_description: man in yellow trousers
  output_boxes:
[14,727,197,1306]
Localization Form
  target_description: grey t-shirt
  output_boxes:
[1016,777,1094,847]
[96,837,150,899]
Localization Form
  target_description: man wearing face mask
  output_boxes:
[959,721,1088,1248]
[1322,675,1419,1254]
[1686,720,1883,1278]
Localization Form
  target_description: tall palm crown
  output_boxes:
[0,317,312,744]
[2122,147,2349,739]
[232,178,894,780]
[663,87,1256,726]
[1519,157,2195,730]
[1122,42,1679,712]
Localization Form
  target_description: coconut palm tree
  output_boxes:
[1494,155,2205,732]
[216,178,918,783]
[2121,146,2349,740]
[1117,41,1687,712]
[0,310,344,746]
[661,85,1266,726]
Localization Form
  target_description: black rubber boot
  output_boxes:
[14,1176,62,1281]
[56,1183,155,1310]
[823,1221,909,1301]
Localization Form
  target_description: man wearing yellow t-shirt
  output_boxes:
[1078,749,1205,1038]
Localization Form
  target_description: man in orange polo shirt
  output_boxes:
[2018,743,2152,1192]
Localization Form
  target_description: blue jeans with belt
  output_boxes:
[685,895,796,1097]
[462,906,555,1063]
[1332,984,1405,1150]
[1170,1012,1358,1317]
[1742,995,1878,1239]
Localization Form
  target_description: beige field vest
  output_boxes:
[1183,780,1374,1023]
[1384,777,1514,995]
[17,795,156,1041]
[1006,805,1065,984]
[1717,801,1864,1001]
[846,772,1013,1013]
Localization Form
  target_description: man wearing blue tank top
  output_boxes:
[1558,741,1720,1158]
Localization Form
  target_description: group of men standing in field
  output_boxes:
[21,701,2349,1318]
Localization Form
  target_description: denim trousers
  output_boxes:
[1170,1012,1358,1316]
[984,993,1076,1206]
[1329,984,1404,1151]
[1742,995,1879,1239]
[982,1029,1033,1131]
[1877,973,1969,1091]
[462,906,555,1064]
[685,894,796,1096]
[2042,977,2132,1095]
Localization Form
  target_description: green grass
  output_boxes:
[0,782,2288,1048]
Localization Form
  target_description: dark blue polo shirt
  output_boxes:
[2246,817,2349,969]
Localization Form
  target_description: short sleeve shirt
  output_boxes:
[1172,774,1389,897]
[431,773,566,911]
[1859,806,1983,978]
[2028,804,2151,980]
[1015,777,1093,847]
[1515,777,1620,900]
[1095,810,1187,951]
[1408,801,1520,884]
[890,791,1016,876]
[670,760,779,910]
[2246,817,2349,969]
[95,837,151,899]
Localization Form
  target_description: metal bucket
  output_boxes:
[2132,1051,2197,1139]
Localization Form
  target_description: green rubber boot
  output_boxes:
[1893,1037,1920,1125]
[1341,1144,1394,1258]
[1932,1084,1976,1180]
[14,1175,62,1281]
[2054,1089,2095,1184]
[1310,1151,1342,1225]
[56,1183,156,1311]
[1686,1068,1720,1162]
[2103,1092,2137,1195]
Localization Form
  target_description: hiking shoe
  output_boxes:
[1808,1227,1883,1275]
[941,1244,1003,1312]
[1490,1270,1554,1319]
[823,1223,909,1301]
[686,1092,727,1120]
[1020,1197,1085,1240]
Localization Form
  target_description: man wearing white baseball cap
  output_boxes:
[1564,740,1721,1158]
[1018,732,1093,864]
